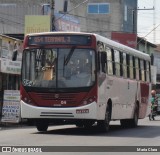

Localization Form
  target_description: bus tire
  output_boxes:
[120,104,139,128]
[129,103,139,128]
[36,121,49,132]
[97,105,111,132]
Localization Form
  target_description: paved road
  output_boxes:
[0,116,160,155]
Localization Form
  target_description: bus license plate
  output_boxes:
[76,109,89,114]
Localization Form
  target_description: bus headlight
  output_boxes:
[81,96,96,105]
[82,100,88,105]
[24,97,28,102]
[21,85,35,105]
[23,97,33,105]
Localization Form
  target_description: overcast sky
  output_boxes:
[138,0,160,44]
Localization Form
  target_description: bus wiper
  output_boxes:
[64,46,76,66]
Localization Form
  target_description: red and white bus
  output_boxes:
[21,32,151,132]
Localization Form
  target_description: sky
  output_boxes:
[138,0,160,44]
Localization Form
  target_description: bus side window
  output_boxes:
[133,56,136,79]
[114,50,120,76]
[111,49,115,75]
[126,54,130,78]
[129,55,134,79]
[100,52,107,73]
[106,47,113,75]
[140,59,145,81]
[149,62,151,82]
[135,57,139,80]
[144,60,147,81]
[123,53,127,78]
[141,60,145,81]
[120,52,123,77]
[146,61,150,82]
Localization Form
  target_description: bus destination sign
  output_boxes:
[28,35,92,46]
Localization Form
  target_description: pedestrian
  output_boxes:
[149,90,158,120]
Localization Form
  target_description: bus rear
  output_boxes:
[21,32,98,131]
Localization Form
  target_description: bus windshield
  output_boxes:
[22,47,96,89]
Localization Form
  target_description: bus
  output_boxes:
[21,32,151,132]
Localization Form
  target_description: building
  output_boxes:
[0,0,80,35]
[153,45,160,84]
[137,37,157,56]
[0,34,23,117]
[0,0,138,41]
[68,0,138,38]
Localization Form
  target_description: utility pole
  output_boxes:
[129,6,154,34]
[153,0,156,43]
[136,6,154,45]
[50,0,55,31]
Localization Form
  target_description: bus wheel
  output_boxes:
[120,104,139,128]
[129,104,139,128]
[36,121,49,132]
[97,106,110,132]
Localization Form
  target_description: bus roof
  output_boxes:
[94,33,150,61]
[26,31,150,61]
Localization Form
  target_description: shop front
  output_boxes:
[0,35,22,122]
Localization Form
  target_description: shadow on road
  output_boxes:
[33,122,160,139]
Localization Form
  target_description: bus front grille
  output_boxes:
[36,93,77,101]
[28,92,87,106]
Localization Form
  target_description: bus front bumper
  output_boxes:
[21,100,98,120]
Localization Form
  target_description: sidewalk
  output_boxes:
[0,120,29,129]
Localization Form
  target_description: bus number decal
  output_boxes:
[61,101,67,105]
[23,79,33,86]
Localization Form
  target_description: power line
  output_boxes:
[0,11,134,33]
[137,23,160,45]
[55,0,89,22]
[67,13,134,28]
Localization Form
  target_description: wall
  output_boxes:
[69,0,123,38]
[68,0,137,38]
[0,0,64,34]
[137,38,156,55]
[154,51,160,75]
[123,0,137,33]
[154,46,160,82]
[0,0,138,38]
